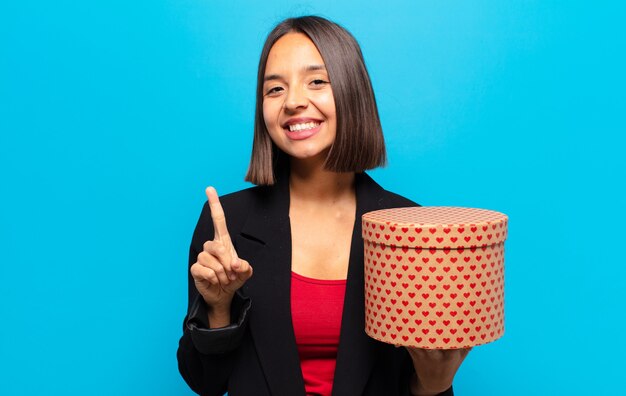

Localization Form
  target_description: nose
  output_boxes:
[283,85,308,112]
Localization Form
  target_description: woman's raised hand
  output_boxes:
[190,187,253,325]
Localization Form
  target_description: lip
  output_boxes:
[283,121,323,141]
[281,117,323,128]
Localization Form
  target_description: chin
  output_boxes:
[287,147,331,163]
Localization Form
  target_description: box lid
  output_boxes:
[362,207,508,249]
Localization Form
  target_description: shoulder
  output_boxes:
[378,188,420,209]
[218,184,271,212]
[357,172,420,210]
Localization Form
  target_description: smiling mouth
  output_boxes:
[286,121,321,132]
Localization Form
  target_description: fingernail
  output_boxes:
[229,273,237,281]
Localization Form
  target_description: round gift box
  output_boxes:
[362,207,508,349]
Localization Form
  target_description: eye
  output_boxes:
[310,79,329,87]
[265,86,284,96]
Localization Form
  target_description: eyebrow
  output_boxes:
[263,64,327,82]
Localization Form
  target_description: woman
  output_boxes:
[177,16,469,396]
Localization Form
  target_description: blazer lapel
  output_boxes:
[332,173,388,396]
[235,175,306,396]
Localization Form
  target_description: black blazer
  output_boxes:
[177,172,454,396]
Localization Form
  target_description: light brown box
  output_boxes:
[362,207,508,349]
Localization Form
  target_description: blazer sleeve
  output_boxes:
[177,201,252,396]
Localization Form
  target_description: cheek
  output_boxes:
[315,93,336,120]
[262,102,270,127]
[262,101,281,130]
[262,103,282,145]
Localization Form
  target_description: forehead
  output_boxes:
[265,32,326,73]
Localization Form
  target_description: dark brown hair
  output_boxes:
[245,16,387,185]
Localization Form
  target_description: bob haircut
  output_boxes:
[245,16,387,185]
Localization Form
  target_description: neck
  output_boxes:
[288,157,356,203]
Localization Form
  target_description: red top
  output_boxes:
[291,271,347,396]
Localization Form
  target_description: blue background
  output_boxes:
[1,1,624,395]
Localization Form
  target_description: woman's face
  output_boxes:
[262,33,337,163]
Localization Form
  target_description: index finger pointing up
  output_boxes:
[205,186,232,243]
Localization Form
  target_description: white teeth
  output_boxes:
[288,122,320,132]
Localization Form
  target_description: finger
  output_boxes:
[205,187,233,247]
[232,258,253,281]
[204,240,237,281]
[203,241,235,278]
[406,347,444,361]
[190,263,219,286]
[197,251,231,285]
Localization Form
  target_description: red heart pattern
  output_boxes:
[362,207,507,349]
